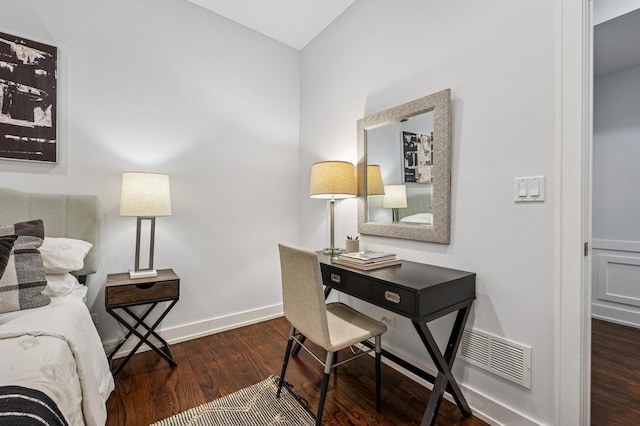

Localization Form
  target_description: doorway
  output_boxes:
[590,4,640,423]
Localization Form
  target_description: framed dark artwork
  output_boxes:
[402,131,433,183]
[0,32,57,163]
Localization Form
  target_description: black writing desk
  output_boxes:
[317,252,476,425]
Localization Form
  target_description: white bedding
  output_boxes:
[400,212,433,224]
[0,286,114,425]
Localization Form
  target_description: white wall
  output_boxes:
[594,0,640,24]
[299,1,557,424]
[0,0,300,343]
[592,64,640,326]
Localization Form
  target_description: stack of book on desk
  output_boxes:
[331,250,401,271]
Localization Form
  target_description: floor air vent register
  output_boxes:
[458,328,532,389]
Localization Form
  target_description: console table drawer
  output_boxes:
[371,281,416,317]
[321,266,370,300]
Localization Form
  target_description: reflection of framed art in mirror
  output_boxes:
[402,130,433,183]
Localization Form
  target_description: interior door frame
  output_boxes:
[556,0,593,424]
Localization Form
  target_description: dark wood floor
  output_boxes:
[106,316,488,425]
[591,318,640,425]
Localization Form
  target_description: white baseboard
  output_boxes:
[104,303,285,359]
[359,344,542,425]
[105,304,541,425]
[592,302,640,329]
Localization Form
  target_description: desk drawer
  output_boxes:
[371,280,416,317]
[107,280,179,306]
[321,266,370,300]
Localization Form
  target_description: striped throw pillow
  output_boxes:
[0,220,50,314]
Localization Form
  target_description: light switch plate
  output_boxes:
[514,176,545,202]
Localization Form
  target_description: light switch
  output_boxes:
[530,180,540,197]
[514,178,527,201]
[518,182,527,197]
[514,176,545,202]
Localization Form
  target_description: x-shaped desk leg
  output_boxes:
[107,299,178,376]
[413,303,472,426]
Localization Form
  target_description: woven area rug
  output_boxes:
[150,376,315,426]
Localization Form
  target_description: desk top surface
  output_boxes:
[106,269,179,287]
[317,252,475,292]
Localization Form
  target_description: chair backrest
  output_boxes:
[278,244,332,349]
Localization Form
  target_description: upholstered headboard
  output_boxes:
[0,188,98,277]
[399,193,431,219]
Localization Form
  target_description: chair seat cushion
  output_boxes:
[325,302,387,352]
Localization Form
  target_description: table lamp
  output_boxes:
[310,161,357,254]
[120,172,172,279]
[383,184,407,223]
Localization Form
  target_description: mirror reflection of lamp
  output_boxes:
[367,165,385,196]
[383,184,407,223]
[310,161,357,255]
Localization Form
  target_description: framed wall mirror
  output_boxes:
[357,89,451,243]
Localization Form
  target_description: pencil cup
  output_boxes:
[345,239,359,253]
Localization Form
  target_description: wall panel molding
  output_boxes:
[593,239,640,252]
[592,240,640,326]
[597,254,640,307]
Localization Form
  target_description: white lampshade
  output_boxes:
[383,185,408,209]
[309,161,357,200]
[367,165,385,196]
[120,172,172,217]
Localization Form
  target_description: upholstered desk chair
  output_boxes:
[276,244,388,425]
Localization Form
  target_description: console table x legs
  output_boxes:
[107,299,178,376]
[413,303,472,426]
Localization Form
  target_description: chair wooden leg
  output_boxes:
[375,335,382,412]
[316,372,331,426]
[277,326,295,398]
[316,351,334,426]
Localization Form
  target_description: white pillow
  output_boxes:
[44,273,82,297]
[39,237,93,274]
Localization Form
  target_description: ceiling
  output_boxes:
[594,7,640,76]
[186,0,356,50]
[186,0,639,75]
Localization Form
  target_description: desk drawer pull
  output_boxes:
[384,290,401,304]
[330,273,342,284]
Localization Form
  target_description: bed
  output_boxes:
[398,192,432,224]
[0,188,114,425]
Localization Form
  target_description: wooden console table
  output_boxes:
[317,253,476,426]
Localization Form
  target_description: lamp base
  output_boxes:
[129,269,158,279]
[323,247,343,256]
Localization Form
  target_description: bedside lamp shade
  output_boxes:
[383,185,408,209]
[120,172,172,217]
[120,172,171,279]
[309,161,356,254]
[383,184,407,223]
[367,165,385,196]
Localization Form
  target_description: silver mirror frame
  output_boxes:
[357,89,451,243]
